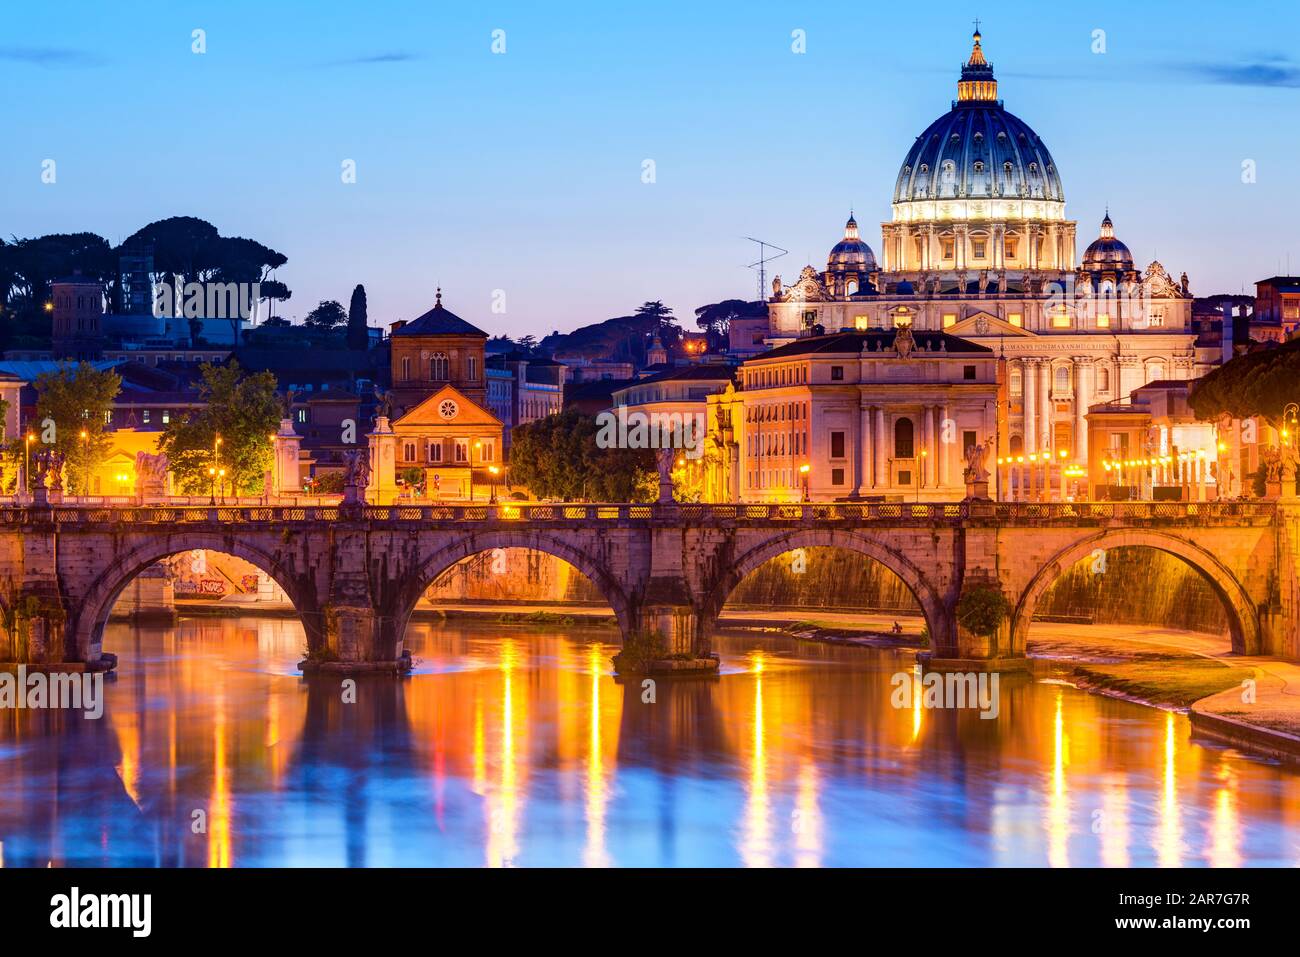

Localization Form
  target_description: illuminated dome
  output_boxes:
[893,32,1064,207]
[828,213,878,272]
[1081,212,1134,272]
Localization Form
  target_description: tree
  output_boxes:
[695,299,761,352]
[32,362,122,494]
[346,284,369,350]
[159,360,281,495]
[508,409,655,502]
[304,299,347,330]
[1189,338,1300,429]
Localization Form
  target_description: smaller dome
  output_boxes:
[827,212,878,273]
[1082,211,1134,272]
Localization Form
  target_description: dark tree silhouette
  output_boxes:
[347,284,369,350]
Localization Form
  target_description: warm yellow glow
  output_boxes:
[1058,449,1068,458]
[799,463,810,474]
[1096,314,1110,328]
[942,313,957,328]
[1008,313,1022,327]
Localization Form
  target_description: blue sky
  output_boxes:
[4,0,1298,338]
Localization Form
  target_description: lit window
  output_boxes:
[972,241,986,259]
[1096,313,1110,328]
[1051,309,1071,329]
[943,313,957,328]
[1008,313,1022,327]
[942,239,955,260]
[162,410,170,424]
[854,315,870,331]
[142,410,150,424]
[1004,238,1018,259]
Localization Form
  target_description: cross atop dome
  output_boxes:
[958,27,997,102]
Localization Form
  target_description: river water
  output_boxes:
[1,617,1297,867]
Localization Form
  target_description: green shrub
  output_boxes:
[611,629,668,674]
[956,584,1010,637]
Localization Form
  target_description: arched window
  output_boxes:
[430,353,449,380]
[1146,361,1165,383]
[1009,434,1024,455]
[1010,369,1023,397]
[1097,366,1111,392]
[894,417,915,458]
[1054,366,1070,393]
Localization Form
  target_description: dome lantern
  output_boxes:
[957,28,998,103]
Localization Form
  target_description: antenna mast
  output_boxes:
[744,237,788,301]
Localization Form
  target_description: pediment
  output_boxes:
[393,385,502,428]
[947,312,1037,338]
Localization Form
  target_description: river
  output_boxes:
[0,616,1297,867]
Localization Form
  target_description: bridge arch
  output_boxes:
[385,529,634,659]
[1010,529,1261,656]
[702,528,951,652]
[71,534,319,664]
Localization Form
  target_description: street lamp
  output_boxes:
[488,464,500,504]
[79,429,89,496]
[1058,447,1069,501]
[799,463,810,502]
[208,466,218,506]
[218,467,227,505]
[23,432,34,499]
[917,448,928,503]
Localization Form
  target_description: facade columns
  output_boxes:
[874,407,886,488]
[920,408,932,488]
[1023,360,1037,455]
[1073,357,1092,463]
[940,402,952,488]
[1038,359,1052,451]
[859,401,872,494]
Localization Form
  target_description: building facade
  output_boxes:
[706,327,1000,503]
[762,30,1206,470]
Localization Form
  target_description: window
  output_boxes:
[830,431,845,458]
[831,366,844,381]
[402,357,411,381]
[898,470,912,486]
[429,442,443,463]
[467,356,478,381]
[941,239,955,260]
[963,430,978,456]
[963,365,976,380]
[1004,237,1018,259]
[894,417,915,458]
[1096,313,1110,328]
[1055,366,1070,393]
[1147,361,1165,383]
[162,410,170,425]
[296,408,308,423]
[1008,313,1022,327]
[1050,309,1071,329]
[431,353,449,379]
[403,442,416,461]
[972,240,986,260]
[854,315,870,331]
[142,410,150,424]
[1010,369,1022,396]
[480,440,494,462]
[893,310,912,328]
[454,439,468,463]
[831,468,845,486]
[1097,366,1111,392]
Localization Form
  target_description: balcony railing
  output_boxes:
[0,500,1278,527]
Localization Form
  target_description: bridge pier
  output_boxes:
[300,602,411,675]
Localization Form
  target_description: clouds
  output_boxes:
[0,45,106,67]
[1188,58,1300,88]
[325,51,420,67]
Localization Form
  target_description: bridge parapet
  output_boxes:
[0,500,1277,530]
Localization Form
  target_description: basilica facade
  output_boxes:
[763,30,1213,467]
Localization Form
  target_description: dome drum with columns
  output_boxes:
[761,29,1204,469]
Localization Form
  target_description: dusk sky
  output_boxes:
[5,0,1299,338]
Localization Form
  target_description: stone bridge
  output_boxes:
[0,500,1295,673]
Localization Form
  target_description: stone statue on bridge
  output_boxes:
[342,448,371,504]
[963,440,991,483]
[134,450,170,499]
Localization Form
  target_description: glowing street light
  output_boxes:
[799,462,810,502]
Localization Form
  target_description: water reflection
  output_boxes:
[0,617,1297,866]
